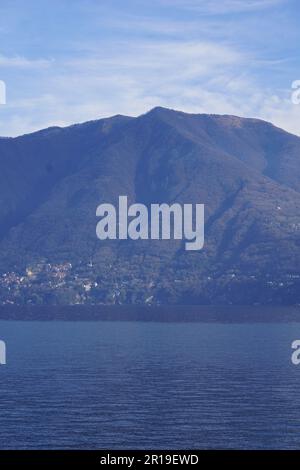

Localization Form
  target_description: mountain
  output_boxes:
[0,107,300,305]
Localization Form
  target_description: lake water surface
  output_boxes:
[0,320,300,449]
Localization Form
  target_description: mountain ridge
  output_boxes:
[0,107,299,306]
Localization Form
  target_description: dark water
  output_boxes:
[0,320,300,449]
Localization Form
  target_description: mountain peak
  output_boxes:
[1,107,300,305]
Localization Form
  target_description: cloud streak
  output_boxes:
[0,54,52,68]
[0,0,298,137]
[160,0,285,14]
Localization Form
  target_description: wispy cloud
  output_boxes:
[66,40,241,76]
[0,0,298,137]
[0,39,245,135]
[160,0,285,14]
[0,54,52,68]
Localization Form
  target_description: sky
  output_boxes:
[0,0,299,137]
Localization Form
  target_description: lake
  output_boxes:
[0,320,300,449]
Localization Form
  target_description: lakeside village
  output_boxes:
[0,259,300,305]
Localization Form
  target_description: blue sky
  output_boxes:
[0,0,299,136]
